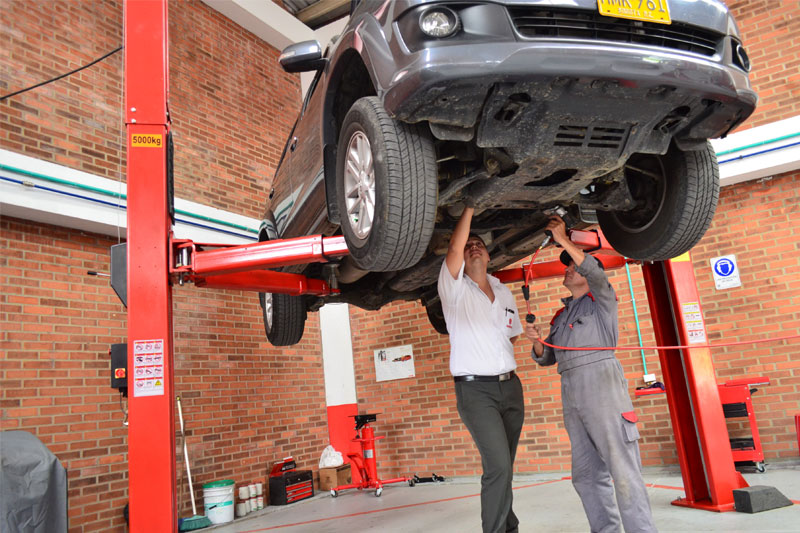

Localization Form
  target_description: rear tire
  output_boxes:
[259,291,306,346]
[597,142,718,261]
[336,97,438,271]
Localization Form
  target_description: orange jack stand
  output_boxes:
[330,414,414,497]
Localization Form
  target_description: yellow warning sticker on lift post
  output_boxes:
[131,134,163,148]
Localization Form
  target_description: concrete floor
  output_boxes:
[208,464,800,533]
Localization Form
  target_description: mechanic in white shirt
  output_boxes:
[438,205,524,533]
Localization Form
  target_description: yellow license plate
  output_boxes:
[597,0,672,25]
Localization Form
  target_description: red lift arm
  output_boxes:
[123,1,745,529]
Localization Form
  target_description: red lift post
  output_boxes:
[124,1,175,530]
[643,256,748,511]
[123,3,348,530]
[124,0,748,529]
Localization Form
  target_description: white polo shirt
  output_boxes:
[438,260,523,377]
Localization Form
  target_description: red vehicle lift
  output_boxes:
[124,1,747,530]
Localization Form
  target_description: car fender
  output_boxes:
[320,15,388,225]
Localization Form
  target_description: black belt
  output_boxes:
[454,371,515,383]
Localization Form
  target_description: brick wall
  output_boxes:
[2,0,799,531]
[727,0,800,127]
[0,217,329,532]
[0,0,300,219]
[0,0,124,180]
[1,1,320,532]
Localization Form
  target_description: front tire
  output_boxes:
[259,291,306,346]
[336,97,438,271]
[597,142,719,261]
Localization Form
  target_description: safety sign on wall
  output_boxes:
[374,344,415,382]
[132,339,165,397]
[710,254,741,290]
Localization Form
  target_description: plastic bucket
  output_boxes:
[203,479,235,524]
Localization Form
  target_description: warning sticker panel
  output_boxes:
[133,339,165,397]
[681,302,707,344]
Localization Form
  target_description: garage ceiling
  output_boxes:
[282,0,350,29]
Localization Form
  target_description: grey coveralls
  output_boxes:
[532,256,657,533]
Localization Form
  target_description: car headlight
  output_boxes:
[419,7,460,38]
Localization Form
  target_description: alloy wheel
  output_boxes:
[263,292,273,332]
[343,131,375,240]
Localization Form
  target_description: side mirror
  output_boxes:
[279,40,327,73]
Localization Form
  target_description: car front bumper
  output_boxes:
[382,39,756,156]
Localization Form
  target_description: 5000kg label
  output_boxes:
[131,134,162,148]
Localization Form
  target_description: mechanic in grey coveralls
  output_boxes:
[438,205,524,533]
[524,216,657,533]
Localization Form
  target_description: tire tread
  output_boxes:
[339,97,437,271]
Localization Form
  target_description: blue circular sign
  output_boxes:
[714,258,735,277]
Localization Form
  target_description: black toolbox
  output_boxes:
[269,470,314,505]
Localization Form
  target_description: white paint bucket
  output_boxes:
[202,479,235,524]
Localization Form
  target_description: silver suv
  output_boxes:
[260,0,756,345]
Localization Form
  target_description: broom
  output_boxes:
[177,395,212,531]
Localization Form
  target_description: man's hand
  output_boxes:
[545,215,569,246]
[547,214,585,268]
[524,321,541,342]
[524,321,545,357]
[462,195,475,209]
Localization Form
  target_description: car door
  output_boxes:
[271,69,326,239]
[267,119,300,238]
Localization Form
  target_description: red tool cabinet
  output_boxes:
[268,457,314,505]
[717,376,770,472]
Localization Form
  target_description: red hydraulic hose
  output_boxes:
[522,246,544,318]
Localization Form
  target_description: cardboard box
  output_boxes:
[318,463,351,491]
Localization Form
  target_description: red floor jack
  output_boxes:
[330,414,415,497]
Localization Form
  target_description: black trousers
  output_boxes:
[455,375,525,533]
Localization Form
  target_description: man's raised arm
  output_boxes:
[445,206,474,279]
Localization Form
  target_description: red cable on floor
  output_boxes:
[537,333,800,352]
